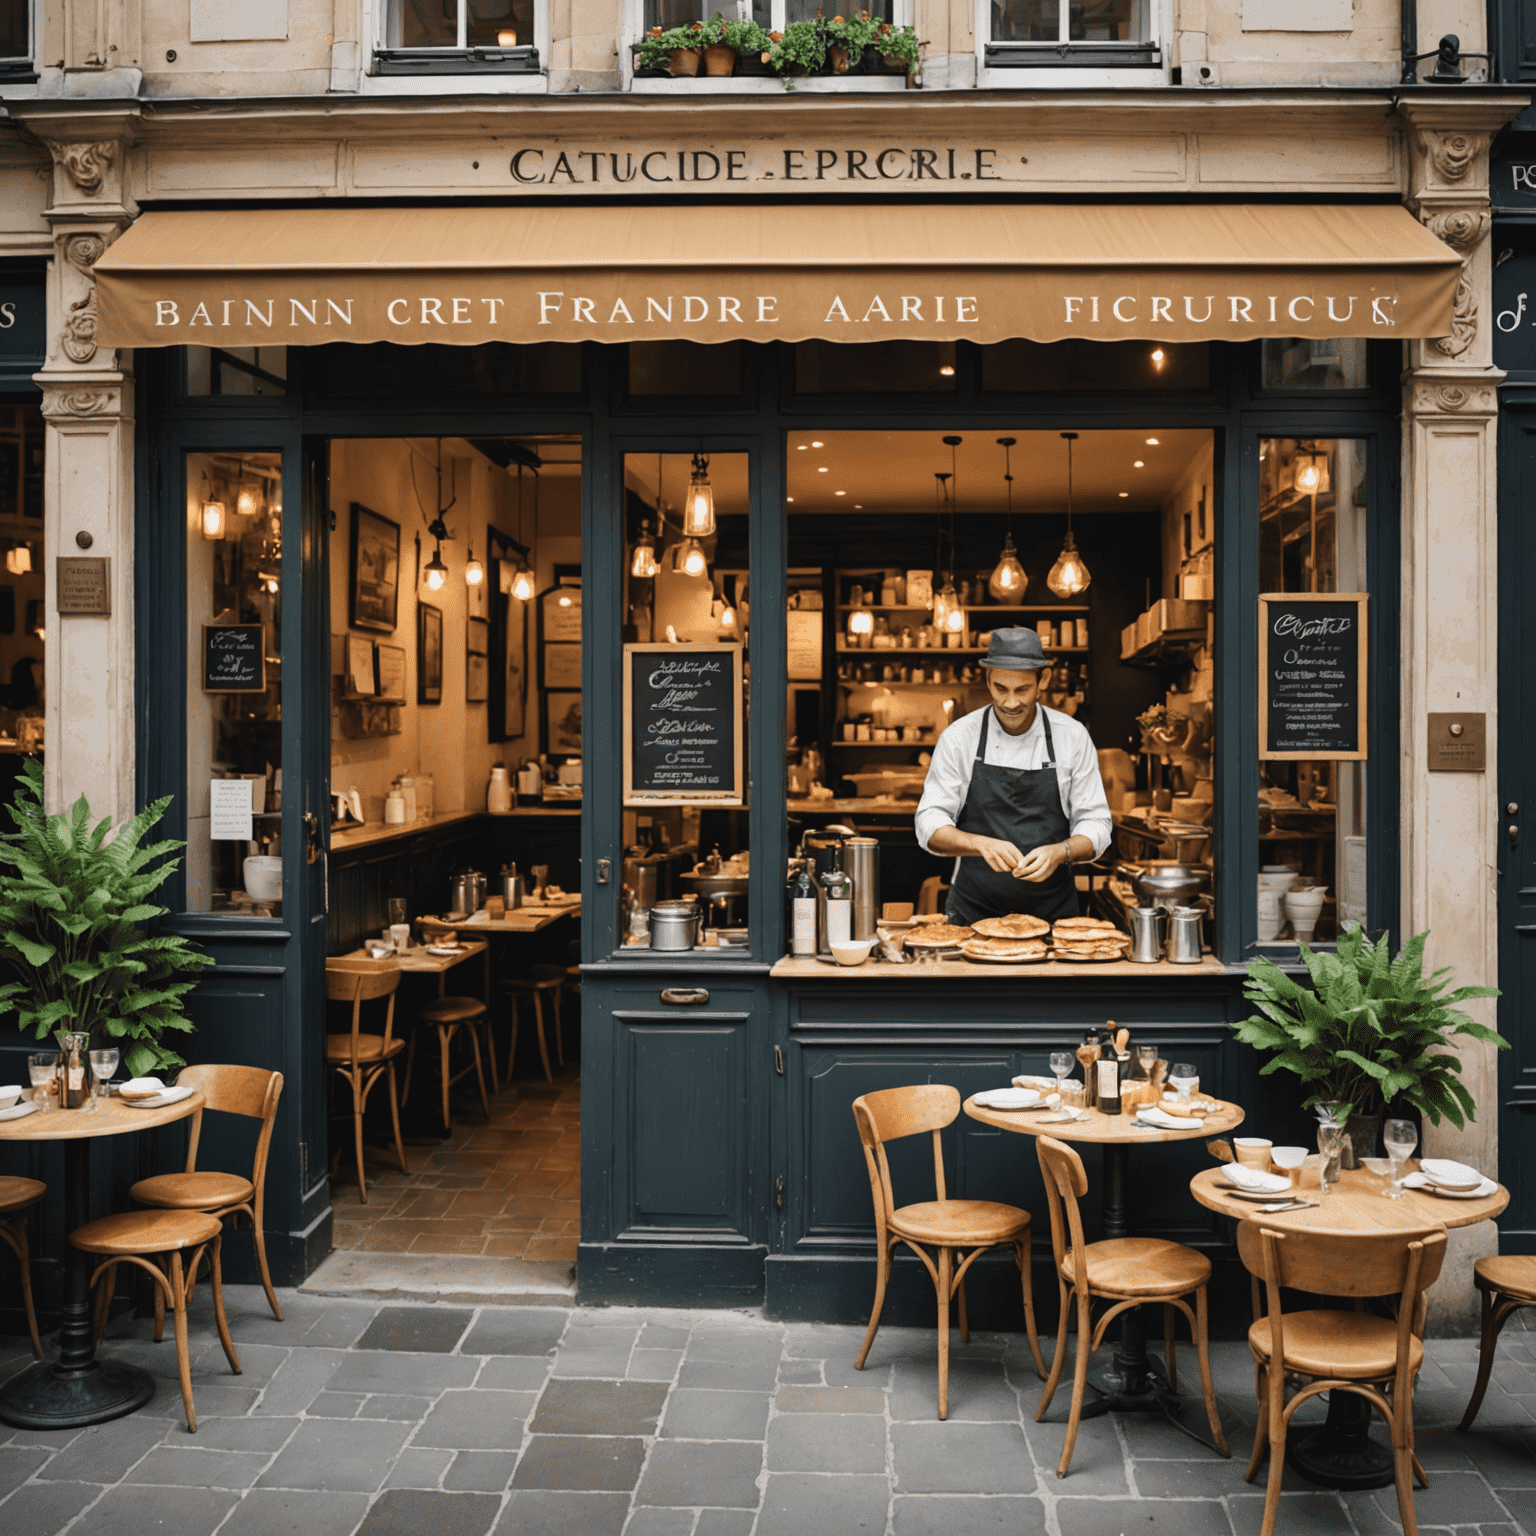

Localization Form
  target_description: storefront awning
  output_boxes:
[95,202,1460,349]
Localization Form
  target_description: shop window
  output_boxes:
[0,403,44,770]
[1261,338,1369,391]
[378,0,539,71]
[307,342,582,402]
[629,342,743,398]
[1257,437,1368,948]
[184,347,288,399]
[184,450,285,917]
[981,339,1208,393]
[986,0,1157,65]
[794,341,958,395]
[0,0,30,69]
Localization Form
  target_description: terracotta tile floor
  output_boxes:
[329,1066,581,1263]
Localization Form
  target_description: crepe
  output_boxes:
[1053,941,1130,960]
[962,937,1049,961]
[972,913,1051,940]
[1053,917,1124,935]
[904,923,974,949]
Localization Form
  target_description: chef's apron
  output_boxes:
[945,707,1081,927]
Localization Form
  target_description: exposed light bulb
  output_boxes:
[1150,348,1165,371]
[264,575,279,595]
[987,534,1027,601]
[932,582,961,633]
[201,501,227,541]
[630,522,658,579]
[465,553,485,586]
[682,454,716,538]
[939,365,955,377]
[235,483,261,517]
[720,604,737,632]
[1296,460,1322,493]
[682,539,707,577]
[512,567,534,602]
[848,609,874,636]
[426,566,446,591]
[1046,533,1092,599]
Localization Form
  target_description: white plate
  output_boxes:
[126,1085,195,1109]
[0,1101,39,1122]
[1219,1167,1292,1194]
[1422,1177,1498,1200]
[1225,1186,1304,1203]
[426,945,464,957]
[973,1088,1042,1111]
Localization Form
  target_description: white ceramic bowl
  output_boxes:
[830,937,878,967]
[1269,1146,1308,1170]
[243,855,283,902]
[0,1084,21,1111]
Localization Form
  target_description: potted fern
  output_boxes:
[1233,925,1506,1160]
[0,760,213,1080]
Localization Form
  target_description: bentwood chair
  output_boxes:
[1459,1255,1536,1430]
[1239,1221,1445,1536]
[1035,1135,1227,1478]
[503,964,567,1083]
[0,1176,45,1357]
[325,958,409,1202]
[852,1084,1046,1419]
[130,1065,285,1325]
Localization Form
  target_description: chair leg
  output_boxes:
[1391,1402,1421,1536]
[206,1236,242,1376]
[91,1259,116,1347]
[553,985,565,1069]
[533,992,553,1083]
[505,994,521,1082]
[1245,1367,1270,1483]
[1193,1286,1228,1456]
[1057,1286,1094,1478]
[169,1250,197,1434]
[1036,1279,1071,1420]
[856,1237,892,1372]
[957,1262,970,1345]
[353,1072,370,1205]
[467,1019,491,1117]
[251,1215,283,1324]
[1459,1286,1503,1432]
[401,1028,417,1107]
[153,1254,167,1342]
[936,1246,952,1421]
[0,1216,44,1359]
[1164,1303,1177,1392]
[439,1025,454,1132]
[1260,1402,1287,1536]
[1017,1233,1046,1382]
[386,1061,409,1176]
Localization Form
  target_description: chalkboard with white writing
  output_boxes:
[1258,593,1367,761]
[203,623,267,694]
[623,643,745,805]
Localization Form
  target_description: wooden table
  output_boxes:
[0,1090,205,1429]
[964,1093,1244,1421]
[1191,1157,1509,1491]
[438,899,581,936]
[337,939,490,998]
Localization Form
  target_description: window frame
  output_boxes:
[976,0,1169,85]
[369,0,547,80]
[0,0,37,83]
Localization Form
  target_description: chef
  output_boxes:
[915,628,1112,926]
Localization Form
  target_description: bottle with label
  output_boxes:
[1097,1052,1123,1116]
[789,866,818,957]
[820,846,853,952]
[1078,1027,1103,1110]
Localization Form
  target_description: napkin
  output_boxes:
[1137,1106,1204,1130]
[1420,1158,1481,1186]
[974,1088,1041,1111]
[461,911,489,925]
[126,1083,195,1109]
[1220,1163,1292,1193]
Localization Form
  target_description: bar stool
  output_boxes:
[503,965,566,1082]
[325,958,409,1202]
[130,1065,286,1325]
[1460,1256,1536,1430]
[75,1209,241,1433]
[405,995,493,1130]
[0,1176,45,1358]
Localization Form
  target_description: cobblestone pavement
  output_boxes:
[2,1288,1535,1535]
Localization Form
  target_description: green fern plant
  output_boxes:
[0,759,212,1077]
[1233,925,1506,1130]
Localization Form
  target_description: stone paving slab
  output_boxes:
[2,1286,1535,1534]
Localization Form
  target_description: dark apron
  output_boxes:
[945,707,1081,927]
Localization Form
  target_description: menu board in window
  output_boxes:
[203,623,266,693]
[623,643,745,806]
[1259,593,1367,761]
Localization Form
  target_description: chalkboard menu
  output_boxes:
[1259,593,1367,761]
[203,623,267,693]
[623,643,745,806]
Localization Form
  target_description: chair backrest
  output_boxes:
[418,917,456,941]
[325,959,401,1057]
[851,1084,961,1238]
[176,1065,284,1198]
[1036,1135,1091,1278]
[916,877,949,916]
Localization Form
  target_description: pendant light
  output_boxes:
[988,436,1028,601]
[671,538,707,577]
[509,454,537,601]
[682,452,716,539]
[200,499,227,541]
[424,546,448,591]
[937,438,966,633]
[630,519,658,579]
[1046,431,1092,599]
[464,542,484,587]
[929,469,959,632]
[511,565,534,602]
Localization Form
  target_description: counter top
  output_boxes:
[787,798,919,815]
[329,803,582,852]
[769,954,1231,980]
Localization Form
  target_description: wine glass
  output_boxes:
[1383,1117,1418,1200]
[1136,1044,1158,1081]
[1049,1050,1074,1102]
[1169,1063,1197,1104]
[388,898,408,928]
[27,1052,57,1112]
[88,1047,119,1111]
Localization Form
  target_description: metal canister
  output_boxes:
[448,873,478,916]
[1166,906,1204,964]
[843,836,881,942]
[500,864,525,909]
[649,898,701,951]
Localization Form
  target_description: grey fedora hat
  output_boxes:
[978,627,1052,671]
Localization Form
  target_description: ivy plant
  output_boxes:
[765,20,827,86]
[714,14,770,52]
[1232,924,1506,1130]
[637,21,708,69]
[0,760,212,1078]
[870,20,921,73]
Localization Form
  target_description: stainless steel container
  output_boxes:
[1166,906,1204,964]
[1128,907,1166,964]
[1131,862,1208,911]
[469,871,487,912]
[448,874,478,916]
[649,899,700,951]
[500,865,525,909]
[843,837,881,942]
[624,856,658,913]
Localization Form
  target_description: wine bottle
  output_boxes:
[820,847,853,951]
[1097,1051,1122,1116]
[789,866,818,957]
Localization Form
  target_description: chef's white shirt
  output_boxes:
[914,704,1113,864]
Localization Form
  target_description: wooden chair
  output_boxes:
[0,1176,45,1358]
[916,877,949,916]
[405,995,492,1129]
[129,1065,285,1326]
[503,964,567,1083]
[1035,1134,1227,1478]
[325,958,409,1202]
[851,1084,1046,1419]
[75,1209,241,1433]
[1458,1256,1536,1430]
[1239,1220,1445,1536]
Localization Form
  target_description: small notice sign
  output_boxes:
[209,778,255,841]
[203,623,266,693]
[1427,712,1487,772]
[56,557,111,615]
[1259,592,1368,761]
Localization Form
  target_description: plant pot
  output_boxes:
[1341,1111,1381,1168]
[827,44,851,73]
[668,47,702,76]
[862,43,907,73]
[737,50,774,74]
[702,42,737,76]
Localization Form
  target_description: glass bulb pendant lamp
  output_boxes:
[511,565,535,602]
[671,537,708,578]
[464,543,484,586]
[682,453,716,539]
[424,545,448,591]
[932,580,960,633]
[201,501,227,541]
[988,437,1028,600]
[1047,431,1091,599]
[630,520,658,579]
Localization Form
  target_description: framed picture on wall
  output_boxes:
[545,690,582,754]
[490,562,527,743]
[467,616,489,703]
[417,601,443,704]
[541,583,582,642]
[349,503,400,634]
[543,641,581,690]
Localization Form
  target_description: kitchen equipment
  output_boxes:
[649,898,701,951]
[843,836,881,941]
[624,855,659,912]
[243,855,283,902]
[500,864,525,909]
[1130,862,1207,910]
[448,873,479,917]
[681,851,750,929]
[1128,907,1165,964]
[1166,906,1204,964]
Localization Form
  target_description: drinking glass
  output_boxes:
[1169,1063,1197,1104]
[1383,1117,1418,1200]
[1317,1125,1345,1197]
[88,1047,119,1111]
[1049,1051,1074,1101]
[27,1052,58,1111]
[1136,1044,1158,1079]
[388,898,408,929]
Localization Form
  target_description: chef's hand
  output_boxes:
[975,837,1027,874]
[1014,842,1069,883]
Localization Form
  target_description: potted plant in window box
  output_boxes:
[701,14,772,75]
[866,20,923,81]
[1232,925,1506,1163]
[823,12,880,73]
[637,21,708,76]
[765,19,827,87]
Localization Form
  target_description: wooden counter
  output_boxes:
[330,809,481,854]
[769,953,1231,980]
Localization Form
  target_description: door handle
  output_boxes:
[660,988,709,1006]
[1511,824,1520,850]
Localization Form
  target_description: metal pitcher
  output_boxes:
[448,874,478,917]
[500,864,525,910]
[1128,907,1165,964]
[1166,906,1204,964]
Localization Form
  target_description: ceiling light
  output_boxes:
[811,440,824,448]
[465,545,484,586]
[1047,432,1091,599]
[787,497,795,503]
[818,467,829,474]
[1133,460,1145,468]
[682,452,715,539]
[512,566,535,602]
[630,520,658,578]
[835,490,846,497]
[797,445,808,451]
[988,437,1028,602]
[1118,492,1129,498]
[939,365,955,377]
[1296,457,1322,494]
[932,581,962,633]
[1146,437,1159,446]
[671,537,707,577]
[424,547,448,591]
[201,501,227,541]
[1151,348,1165,371]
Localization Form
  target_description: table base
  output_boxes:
[1286,1392,1395,1491]
[0,1358,156,1431]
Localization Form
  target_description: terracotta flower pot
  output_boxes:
[827,44,851,73]
[668,47,702,76]
[702,43,737,76]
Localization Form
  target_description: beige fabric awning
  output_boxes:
[95,202,1459,349]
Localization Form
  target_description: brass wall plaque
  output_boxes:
[56,557,111,616]
[1427,712,1487,772]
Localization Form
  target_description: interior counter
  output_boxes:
[770,954,1231,980]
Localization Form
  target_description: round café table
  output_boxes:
[1192,1157,1508,1492]
[0,1089,204,1430]
[964,1091,1244,1425]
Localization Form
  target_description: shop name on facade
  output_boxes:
[506,146,1020,185]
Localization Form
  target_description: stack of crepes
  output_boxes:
[961,913,1051,963]
[1050,916,1132,960]
[901,914,974,953]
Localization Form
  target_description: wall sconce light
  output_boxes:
[682,454,716,540]
[5,543,31,576]
[201,501,227,541]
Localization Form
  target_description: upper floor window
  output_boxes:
[986,0,1155,66]
[0,0,33,73]
[378,0,540,72]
